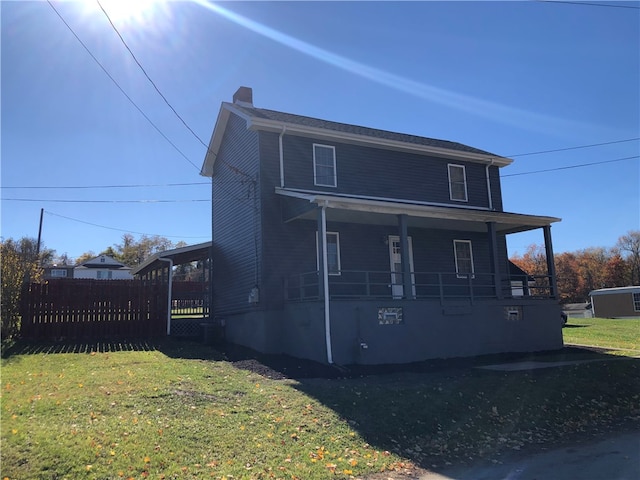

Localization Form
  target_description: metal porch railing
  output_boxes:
[284,270,554,302]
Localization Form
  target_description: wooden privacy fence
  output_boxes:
[20,279,168,340]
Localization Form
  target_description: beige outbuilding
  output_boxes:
[589,286,640,318]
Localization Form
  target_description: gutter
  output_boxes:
[319,204,333,364]
[158,257,174,336]
[485,158,495,210]
[278,125,286,188]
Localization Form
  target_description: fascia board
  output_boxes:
[248,117,512,167]
[590,286,640,296]
[131,241,213,275]
[307,194,560,227]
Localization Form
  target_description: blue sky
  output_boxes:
[2,0,639,261]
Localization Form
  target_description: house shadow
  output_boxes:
[5,336,633,474]
[285,346,635,472]
[189,343,632,472]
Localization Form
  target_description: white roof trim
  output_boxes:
[201,107,230,177]
[131,241,212,275]
[278,187,492,212]
[276,188,560,228]
[590,286,640,296]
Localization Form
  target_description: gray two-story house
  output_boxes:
[201,87,562,365]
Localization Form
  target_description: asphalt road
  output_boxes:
[419,430,639,480]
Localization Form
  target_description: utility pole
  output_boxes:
[36,208,44,259]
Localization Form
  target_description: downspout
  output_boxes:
[158,257,173,336]
[278,125,287,188]
[485,159,495,210]
[320,203,333,364]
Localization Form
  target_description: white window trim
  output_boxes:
[313,144,337,187]
[316,231,341,276]
[453,239,475,278]
[448,164,468,202]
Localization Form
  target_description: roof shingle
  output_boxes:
[229,103,499,157]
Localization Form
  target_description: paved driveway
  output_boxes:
[419,431,639,480]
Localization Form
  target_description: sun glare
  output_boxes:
[96,0,162,26]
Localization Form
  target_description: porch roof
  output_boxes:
[276,189,560,235]
[131,241,212,277]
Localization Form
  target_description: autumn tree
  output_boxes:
[510,244,548,276]
[115,234,174,267]
[575,247,610,294]
[512,240,634,304]
[73,235,177,268]
[555,252,580,303]
[617,230,640,285]
[1,237,54,338]
[603,249,628,288]
[74,251,96,265]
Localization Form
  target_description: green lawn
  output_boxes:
[2,340,639,480]
[563,317,640,356]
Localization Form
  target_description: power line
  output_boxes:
[2,198,209,203]
[96,0,210,150]
[45,210,209,239]
[537,0,640,9]
[46,1,201,173]
[6,135,639,190]
[96,1,254,180]
[507,137,640,158]
[502,155,639,177]
[1,182,210,190]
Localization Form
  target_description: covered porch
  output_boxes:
[279,189,561,303]
[271,190,563,365]
[132,242,213,337]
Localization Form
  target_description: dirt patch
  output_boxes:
[212,343,616,380]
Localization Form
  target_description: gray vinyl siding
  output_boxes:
[212,113,261,316]
[213,125,508,314]
[282,134,496,209]
[262,219,509,296]
[489,166,504,211]
[258,131,296,310]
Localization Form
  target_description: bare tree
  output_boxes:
[616,230,640,285]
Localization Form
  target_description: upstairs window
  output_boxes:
[313,144,337,187]
[454,240,474,277]
[448,164,468,202]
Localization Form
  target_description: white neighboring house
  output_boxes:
[74,255,133,280]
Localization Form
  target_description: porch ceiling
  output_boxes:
[277,189,560,235]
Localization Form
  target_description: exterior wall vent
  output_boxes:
[505,306,523,321]
[378,307,403,325]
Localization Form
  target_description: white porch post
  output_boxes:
[317,205,333,364]
[158,257,173,336]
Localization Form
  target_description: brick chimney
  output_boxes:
[232,86,253,106]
